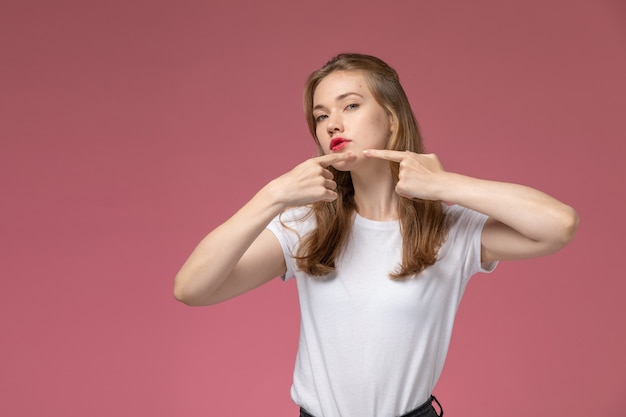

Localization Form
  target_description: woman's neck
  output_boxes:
[350,162,398,221]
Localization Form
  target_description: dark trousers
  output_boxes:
[299,395,443,417]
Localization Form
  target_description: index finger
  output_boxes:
[316,152,356,168]
[362,149,406,162]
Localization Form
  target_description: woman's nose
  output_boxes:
[326,114,344,136]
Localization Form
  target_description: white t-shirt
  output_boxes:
[266,204,496,417]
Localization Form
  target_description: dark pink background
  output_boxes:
[1,0,625,416]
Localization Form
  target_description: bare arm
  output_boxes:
[363,150,579,262]
[174,152,356,306]
[173,189,286,306]
[437,174,579,262]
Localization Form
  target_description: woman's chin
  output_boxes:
[331,155,361,172]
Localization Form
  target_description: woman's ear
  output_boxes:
[384,108,399,148]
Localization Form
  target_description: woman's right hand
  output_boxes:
[267,152,356,208]
[174,152,355,306]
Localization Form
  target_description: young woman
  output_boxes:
[174,53,578,417]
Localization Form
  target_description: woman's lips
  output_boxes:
[330,138,351,151]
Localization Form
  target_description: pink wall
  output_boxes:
[1,0,624,415]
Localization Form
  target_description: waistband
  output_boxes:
[403,395,443,417]
[299,395,443,417]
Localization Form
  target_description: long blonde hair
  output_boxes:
[296,53,447,280]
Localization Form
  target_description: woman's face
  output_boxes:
[312,70,393,171]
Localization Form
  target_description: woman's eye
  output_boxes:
[346,103,359,110]
[315,114,328,122]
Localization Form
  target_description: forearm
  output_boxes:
[173,183,284,304]
[174,152,356,304]
[439,173,579,246]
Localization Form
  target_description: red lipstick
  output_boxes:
[330,138,351,151]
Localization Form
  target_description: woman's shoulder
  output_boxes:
[267,205,316,244]
[277,205,314,223]
[444,203,485,221]
[443,204,489,238]
[271,205,317,234]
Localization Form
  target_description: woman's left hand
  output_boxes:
[364,149,579,263]
[363,149,448,201]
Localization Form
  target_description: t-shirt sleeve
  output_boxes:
[265,207,314,281]
[445,205,498,278]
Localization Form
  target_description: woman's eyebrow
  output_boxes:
[313,92,364,110]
